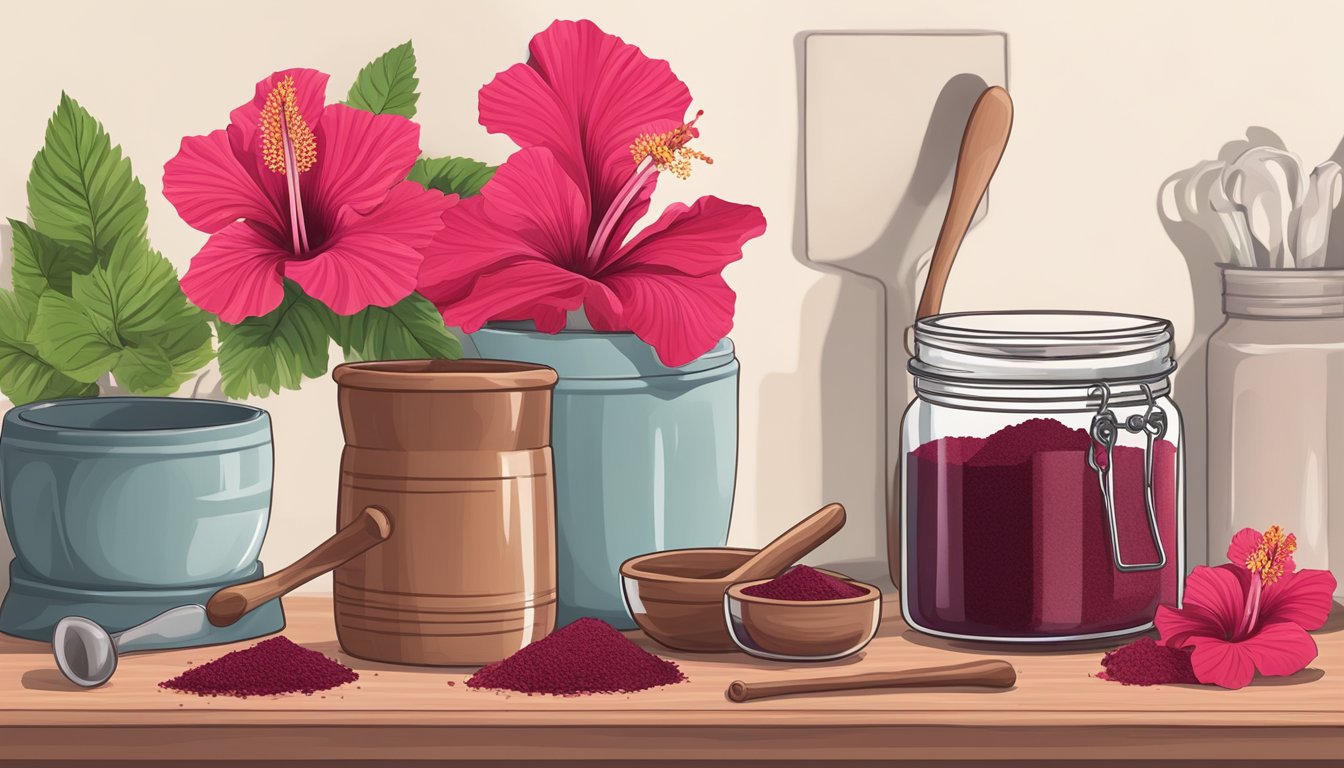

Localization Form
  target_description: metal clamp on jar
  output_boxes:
[897,311,1185,643]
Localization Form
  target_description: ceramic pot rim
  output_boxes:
[332,359,558,392]
[3,397,270,450]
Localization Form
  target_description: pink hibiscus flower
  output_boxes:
[164,68,455,323]
[1156,525,1336,689]
[417,19,767,367]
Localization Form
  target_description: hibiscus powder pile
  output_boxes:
[466,617,686,696]
[1097,637,1198,686]
[741,565,868,601]
[160,636,358,698]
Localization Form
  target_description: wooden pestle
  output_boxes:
[726,659,1016,703]
[206,506,393,627]
[721,503,847,583]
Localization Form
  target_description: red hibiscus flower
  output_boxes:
[163,68,455,323]
[1156,526,1336,689]
[417,19,767,367]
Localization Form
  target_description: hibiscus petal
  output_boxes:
[1261,568,1338,631]
[1226,527,1262,568]
[479,19,692,233]
[480,148,589,268]
[596,270,735,367]
[1188,635,1257,689]
[1240,621,1319,678]
[229,68,330,147]
[439,258,591,334]
[477,63,587,206]
[1155,602,1225,650]
[286,182,453,316]
[163,129,285,234]
[179,220,289,323]
[598,196,767,276]
[306,104,422,217]
[1177,564,1246,640]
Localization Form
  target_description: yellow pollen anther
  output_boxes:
[260,76,317,175]
[630,111,714,180]
[1245,525,1297,586]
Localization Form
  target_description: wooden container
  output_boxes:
[331,360,558,666]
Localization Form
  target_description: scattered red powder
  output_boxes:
[904,417,1179,638]
[466,617,686,696]
[159,636,357,698]
[1098,637,1199,686]
[741,565,868,601]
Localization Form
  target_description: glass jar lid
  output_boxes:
[910,311,1175,385]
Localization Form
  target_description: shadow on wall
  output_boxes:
[752,31,995,589]
[1156,126,1288,569]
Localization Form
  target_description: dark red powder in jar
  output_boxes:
[1098,637,1198,686]
[741,565,868,601]
[466,617,685,696]
[159,636,357,698]
[903,417,1179,639]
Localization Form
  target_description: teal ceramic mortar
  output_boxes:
[467,325,738,630]
[0,397,283,644]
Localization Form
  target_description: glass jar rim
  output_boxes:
[910,310,1175,385]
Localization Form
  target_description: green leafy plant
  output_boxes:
[0,95,212,406]
[209,40,494,399]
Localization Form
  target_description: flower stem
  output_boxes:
[586,158,657,267]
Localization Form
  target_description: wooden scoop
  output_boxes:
[206,506,393,627]
[726,659,1016,703]
[720,502,847,583]
[915,85,1014,320]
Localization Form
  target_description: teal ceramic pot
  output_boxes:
[467,325,738,629]
[1,398,273,589]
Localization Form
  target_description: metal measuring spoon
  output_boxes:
[53,605,213,688]
[1294,161,1343,268]
[1225,147,1308,268]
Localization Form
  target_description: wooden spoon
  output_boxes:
[726,659,1016,703]
[721,502,847,583]
[206,506,393,627]
[914,85,1014,322]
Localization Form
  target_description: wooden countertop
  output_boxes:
[2,594,1341,766]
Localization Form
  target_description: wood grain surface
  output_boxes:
[1,595,1340,764]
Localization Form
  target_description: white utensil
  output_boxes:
[1293,161,1343,269]
[1225,147,1308,268]
[1160,160,1256,266]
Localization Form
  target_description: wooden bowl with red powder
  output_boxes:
[725,568,882,661]
[620,549,862,653]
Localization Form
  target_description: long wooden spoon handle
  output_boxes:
[915,86,1014,320]
[726,659,1016,703]
[206,506,393,627]
[727,503,847,583]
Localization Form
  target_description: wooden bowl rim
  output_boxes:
[619,547,759,584]
[725,577,882,607]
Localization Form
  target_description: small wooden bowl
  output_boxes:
[620,548,858,653]
[724,577,882,661]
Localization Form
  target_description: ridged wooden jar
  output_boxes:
[331,360,558,665]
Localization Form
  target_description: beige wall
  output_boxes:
[2,0,1341,595]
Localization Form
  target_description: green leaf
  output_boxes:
[111,344,174,394]
[407,156,495,198]
[344,41,419,118]
[9,219,96,309]
[0,290,97,405]
[76,238,201,338]
[28,241,213,393]
[27,93,148,262]
[216,281,334,399]
[31,291,121,382]
[335,293,461,362]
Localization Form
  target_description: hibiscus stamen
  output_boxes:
[1245,525,1296,586]
[585,111,713,266]
[630,110,714,180]
[260,75,317,254]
